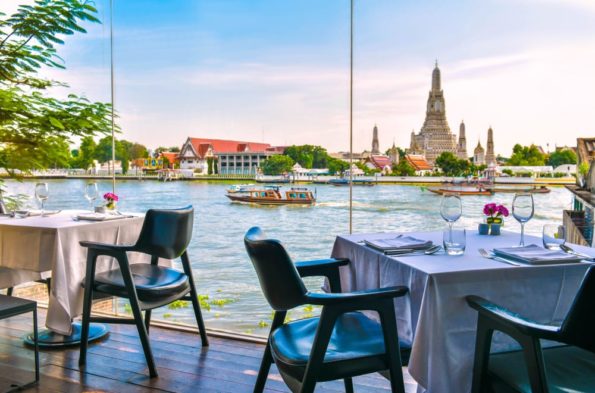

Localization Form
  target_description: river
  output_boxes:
[3,179,574,335]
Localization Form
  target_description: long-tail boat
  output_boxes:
[428,187,494,196]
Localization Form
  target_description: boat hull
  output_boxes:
[226,194,314,205]
[428,188,493,196]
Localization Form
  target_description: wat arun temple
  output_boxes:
[409,62,495,166]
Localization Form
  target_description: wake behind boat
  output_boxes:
[226,186,316,205]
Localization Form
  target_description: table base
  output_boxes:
[24,322,109,348]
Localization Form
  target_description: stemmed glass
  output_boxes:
[84,182,98,211]
[34,182,49,216]
[512,193,534,246]
[440,194,462,240]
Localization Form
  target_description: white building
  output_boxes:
[178,137,276,175]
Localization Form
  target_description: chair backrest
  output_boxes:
[560,266,595,352]
[133,206,194,259]
[244,227,307,311]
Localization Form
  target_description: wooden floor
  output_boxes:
[0,309,418,393]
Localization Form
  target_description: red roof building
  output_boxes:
[179,137,277,175]
[405,154,433,174]
[363,155,393,174]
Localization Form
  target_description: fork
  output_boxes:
[478,248,522,266]
[560,244,595,262]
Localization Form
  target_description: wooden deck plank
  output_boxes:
[0,310,417,393]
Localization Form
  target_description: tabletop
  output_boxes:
[331,230,594,393]
[0,210,146,335]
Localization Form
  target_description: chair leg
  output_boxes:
[471,318,494,393]
[33,307,39,384]
[129,299,158,377]
[254,311,286,393]
[79,252,97,366]
[344,377,354,393]
[182,252,208,346]
[144,310,152,334]
[521,336,548,393]
[378,301,406,393]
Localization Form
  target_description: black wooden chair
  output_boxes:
[0,294,39,390]
[78,206,208,377]
[244,227,409,393]
[466,266,595,393]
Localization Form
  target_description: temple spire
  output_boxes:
[371,124,380,154]
[432,60,441,92]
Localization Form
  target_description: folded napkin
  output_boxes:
[15,209,60,217]
[75,213,133,221]
[493,244,583,265]
[364,236,433,252]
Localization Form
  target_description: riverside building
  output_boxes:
[179,137,278,175]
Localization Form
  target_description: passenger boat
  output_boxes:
[428,187,494,196]
[329,178,375,186]
[226,187,316,205]
[226,184,256,193]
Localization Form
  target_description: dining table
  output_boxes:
[0,210,154,346]
[330,230,595,393]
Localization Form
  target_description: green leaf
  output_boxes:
[48,116,64,129]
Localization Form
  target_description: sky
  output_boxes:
[3,0,595,156]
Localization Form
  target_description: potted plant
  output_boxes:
[483,203,509,235]
[103,192,119,210]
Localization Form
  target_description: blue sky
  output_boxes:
[4,0,595,155]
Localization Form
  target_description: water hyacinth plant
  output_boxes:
[483,202,509,224]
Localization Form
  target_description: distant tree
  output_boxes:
[127,142,149,160]
[94,136,114,163]
[502,168,514,176]
[285,145,314,168]
[327,157,349,175]
[392,159,416,176]
[47,137,72,168]
[435,152,470,176]
[547,149,577,168]
[507,144,546,166]
[262,155,293,175]
[74,136,97,170]
[0,0,112,177]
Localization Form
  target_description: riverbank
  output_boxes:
[6,173,577,186]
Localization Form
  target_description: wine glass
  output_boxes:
[84,182,98,211]
[34,182,49,216]
[441,194,462,241]
[512,193,534,246]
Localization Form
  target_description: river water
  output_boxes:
[3,179,574,335]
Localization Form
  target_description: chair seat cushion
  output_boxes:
[489,345,595,393]
[94,264,189,300]
[270,312,408,382]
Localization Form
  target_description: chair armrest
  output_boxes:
[294,258,349,277]
[466,295,561,339]
[306,285,408,307]
[79,240,135,253]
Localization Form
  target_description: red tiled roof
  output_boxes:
[159,152,179,163]
[187,138,271,158]
[406,154,432,171]
[369,155,392,169]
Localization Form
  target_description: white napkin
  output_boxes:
[75,213,133,221]
[364,236,433,252]
[493,244,583,265]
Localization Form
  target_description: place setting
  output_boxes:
[72,183,135,222]
[477,193,595,266]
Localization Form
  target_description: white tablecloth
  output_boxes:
[0,210,147,335]
[331,231,594,393]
